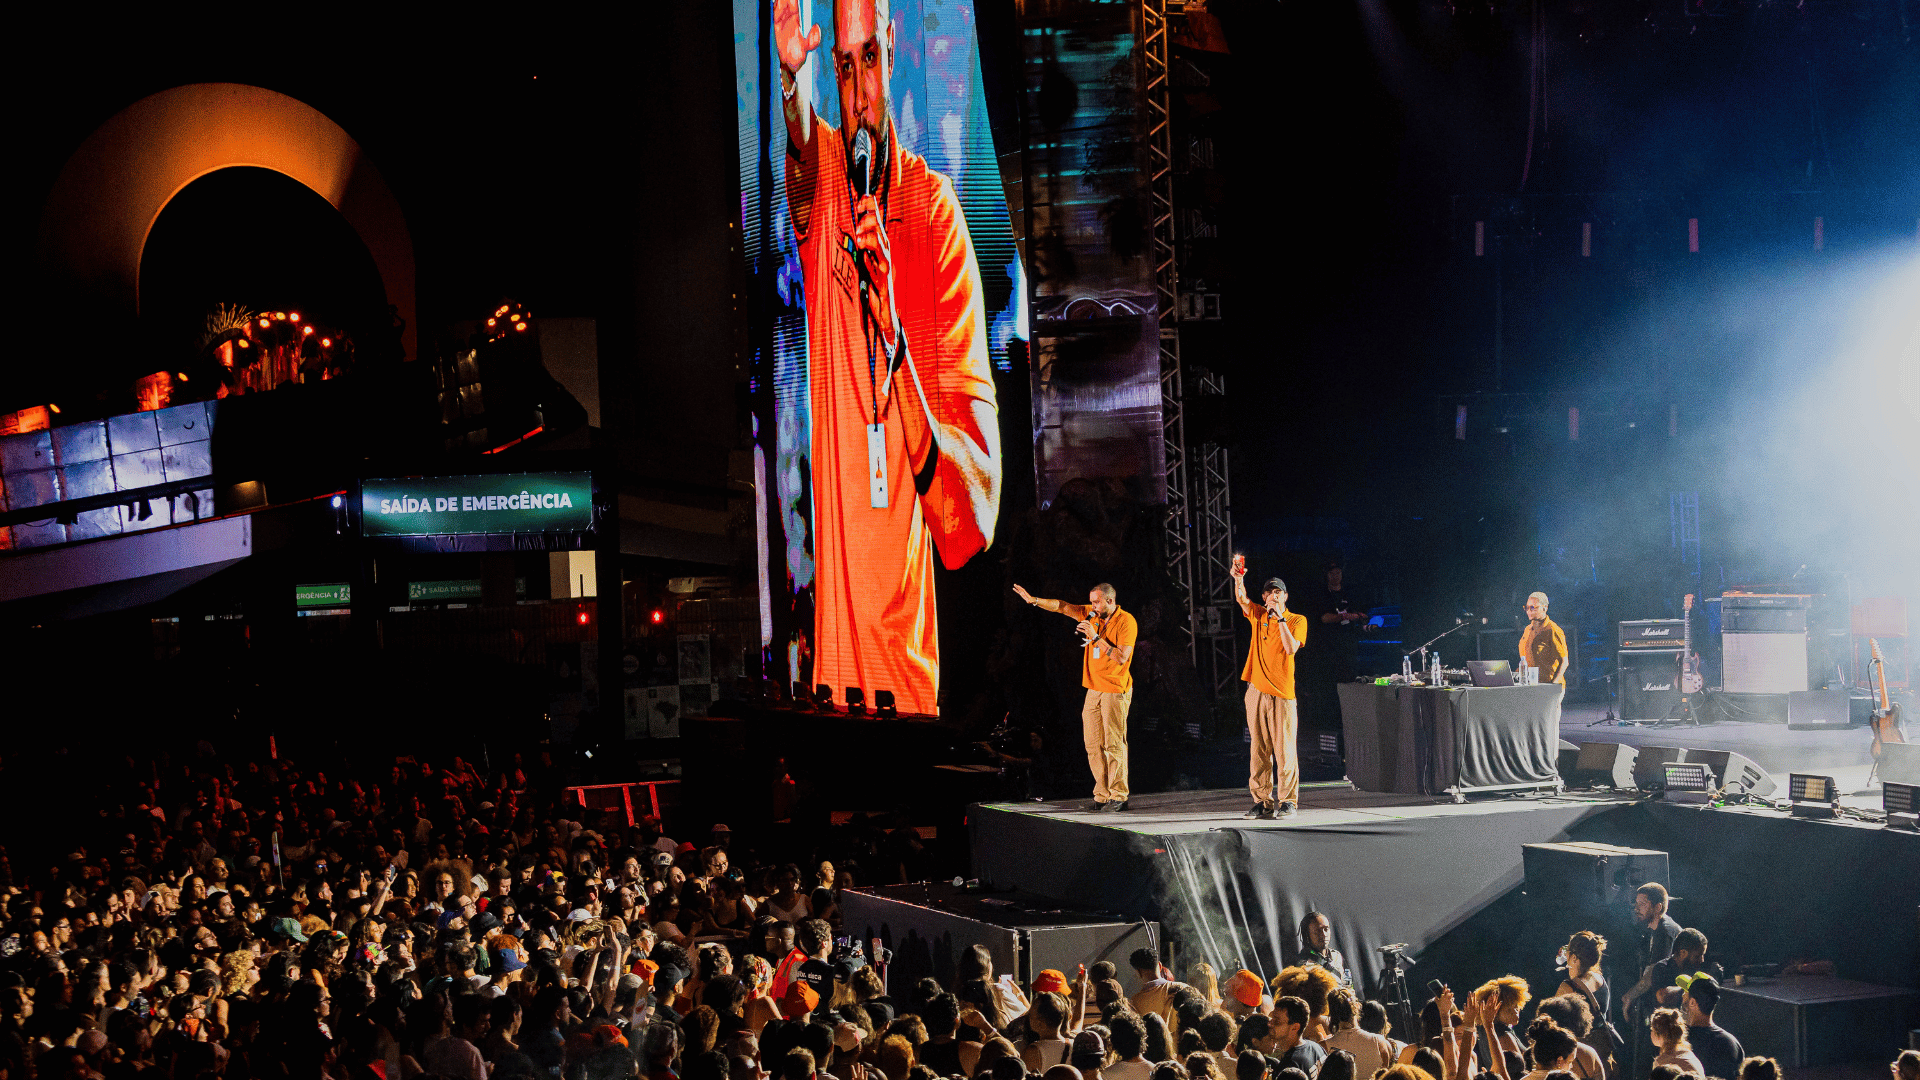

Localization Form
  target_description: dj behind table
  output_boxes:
[1337,660,1565,800]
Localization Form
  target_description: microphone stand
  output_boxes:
[1411,620,1478,671]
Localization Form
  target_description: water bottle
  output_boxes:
[1431,653,1443,686]
[1402,655,1413,681]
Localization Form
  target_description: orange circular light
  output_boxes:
[288,312,300,322]
[321,338,332,347]
[48,403,61,414]
[487,318,496,326]
[260,319,271,327]
[236,339,250,348]
[515,323,527,331]
[303,326,314,335]
[274,312,285,320]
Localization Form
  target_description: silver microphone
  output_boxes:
[851,128,874,197]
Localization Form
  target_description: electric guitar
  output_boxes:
[1868,638,1906,761]
[1680,594,1703,694]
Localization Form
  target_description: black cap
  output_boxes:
[1263,578,1287,594]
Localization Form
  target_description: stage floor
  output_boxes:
[987,782,1637,836]
[1557,701,1889,802]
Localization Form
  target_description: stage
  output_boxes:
[967,781,1920,1014]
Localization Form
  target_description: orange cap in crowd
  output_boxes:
[1226,970,1264,1008]
[1032,969,1070,994]
[783,980,821,1018]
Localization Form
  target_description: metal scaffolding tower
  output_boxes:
[1143,0,1193,660]
[1671,491,1700,579]
[1193,370,1239,697]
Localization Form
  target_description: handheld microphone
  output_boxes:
[851,128,873,198]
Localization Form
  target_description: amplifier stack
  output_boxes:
[1618,618,1686,721]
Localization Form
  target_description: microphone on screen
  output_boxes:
[850,128,875,315]
[851,128,874,198]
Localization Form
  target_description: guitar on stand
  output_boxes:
[1867,638,1906,783]
[1677,594,1704,724]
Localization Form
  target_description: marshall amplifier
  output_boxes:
[1620,619,1685,649]
[1619,649,1683,721]
[1723,606,1808,633]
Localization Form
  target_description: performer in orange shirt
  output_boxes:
[775,0,1002,716]
[1231,561,1308,818]
[1013,582,1139,811]
[1519,591,1568,685]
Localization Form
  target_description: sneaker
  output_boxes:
[1276,801,1298,817]
[1091,801,1109,812]
[1104,799,1130,812]
[1242,803,1270,819]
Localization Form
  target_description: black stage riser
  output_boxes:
[971,794,1920,1008]
[839,884,1159,993]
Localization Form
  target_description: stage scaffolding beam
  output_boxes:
[1143,0,1195,663]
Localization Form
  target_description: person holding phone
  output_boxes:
[1232,560,1308,818]
[1012,582,1139,811]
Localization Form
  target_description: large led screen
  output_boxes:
[734,0,1024,714]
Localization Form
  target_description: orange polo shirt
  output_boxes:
[1060,603,1139,693]
[1519,617,1568,685]
[1240,602,1308,699]
[791,119,1000,716]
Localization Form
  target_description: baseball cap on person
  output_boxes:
[1263,577,1287,595]
[710,824,731,833]
[496,948,527,974]
[566,909,594,922]
[1032,969,1070,994]
[782,979,821,1018]
[630,958,660,984]
[1225,969,1264,1008]
[270,917,309,943]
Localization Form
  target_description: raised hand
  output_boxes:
[1012,584,1034,604]
[773,0,822,77]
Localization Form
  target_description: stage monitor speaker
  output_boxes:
[1787,688,1851,730]
[1556,739,1581,780]
[1523,841,1670,912]
[839,883,1159,991]
[1684,749,1778,797]
[1880,742,1920,787]
[1633,745,1689,788]
[1620,649,1683,721]
[1569,742,1638,788]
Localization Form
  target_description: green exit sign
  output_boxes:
[295,583,352,608]
[409,580,483,602]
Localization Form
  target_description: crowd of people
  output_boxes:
[2,745,1915,1080]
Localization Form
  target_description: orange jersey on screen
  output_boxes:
[791,118,1000,715]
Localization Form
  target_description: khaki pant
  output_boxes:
[1245,685,1299,807]
[1081,688,1132,802]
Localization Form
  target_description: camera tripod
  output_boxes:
[1377,943,1417,1039]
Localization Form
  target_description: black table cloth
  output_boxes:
[1337,681,1564,796]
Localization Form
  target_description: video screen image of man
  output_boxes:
[777,0,1002,715]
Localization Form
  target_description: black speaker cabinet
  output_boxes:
[1787,688,1850,729]
[1523,841,1670,912]
[1619,649,1683,721]
[1569,742,1638,788]
[1684,748,1777,797]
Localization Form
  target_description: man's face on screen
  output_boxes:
[833,0,893,161]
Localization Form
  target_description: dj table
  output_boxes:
[1336,682,1565,799]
